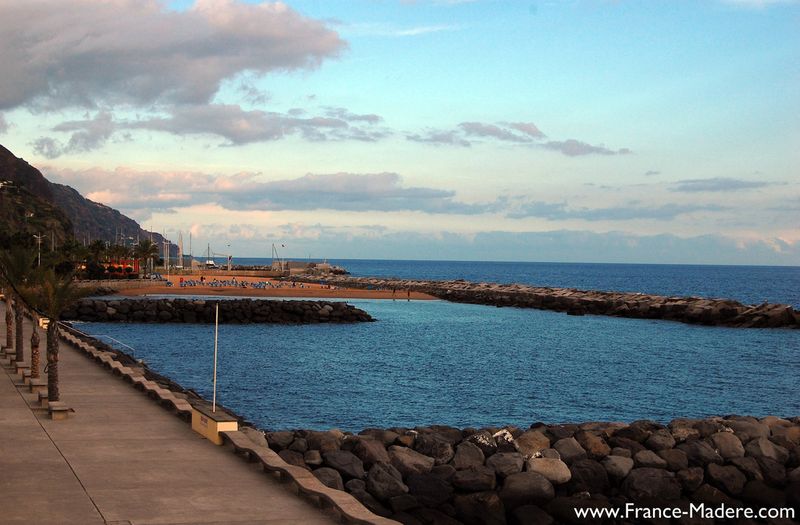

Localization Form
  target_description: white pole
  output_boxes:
[212,302,219,413]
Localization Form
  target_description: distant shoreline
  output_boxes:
[116,275,436,301]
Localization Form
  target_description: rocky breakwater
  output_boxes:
[253,416,800,525]
[294,276,800,329]
[62,298,373,324]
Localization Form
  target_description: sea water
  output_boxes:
[78,294,800,431]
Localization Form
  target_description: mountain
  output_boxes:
[0,144,172,253]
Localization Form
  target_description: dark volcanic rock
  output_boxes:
[323,450,365,479]
[567,459,609,494]
[454,491,506,525]
[500,472,554,509]
[366,462,409,501]
[414,433,455,465]
[407,473,454,507]
[313,467,344,490]
[451,441,485,470]
[452,466,497,492]
[623,467,681,501]
[486,453,524,479]
[389,445,435,477]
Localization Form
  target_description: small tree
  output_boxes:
[24,270,86,402]
[0,247,36,362]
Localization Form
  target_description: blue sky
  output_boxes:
[0,0,797,264]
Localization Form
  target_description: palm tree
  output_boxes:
[23,269,86,402]
[0,248,36,363]
[133,239,159,276]
[87,240,107,262]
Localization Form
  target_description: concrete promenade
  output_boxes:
[0,303,336,525]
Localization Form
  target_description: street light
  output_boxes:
[32,233,48,267]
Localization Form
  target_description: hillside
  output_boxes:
[0,181,72,248]
[0,144,172,252]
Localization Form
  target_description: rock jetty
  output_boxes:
[62,298,373,324]
[294,276,800,329]
[254,416,800,525]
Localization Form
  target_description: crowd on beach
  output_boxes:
[175,276,337,291]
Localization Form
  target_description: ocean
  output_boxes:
[78,260,800,431]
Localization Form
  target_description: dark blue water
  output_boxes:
[231,258,800,308]
[79,298,800,432]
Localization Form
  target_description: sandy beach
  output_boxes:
[117,275,436,300]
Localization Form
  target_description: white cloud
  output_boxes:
[0,0,344,110]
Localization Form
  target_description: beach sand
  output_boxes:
[117,275,436,300]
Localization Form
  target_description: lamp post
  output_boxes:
[32,233,48,267]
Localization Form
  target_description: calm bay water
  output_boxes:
[232,258,800,308]
[80,296,799,432]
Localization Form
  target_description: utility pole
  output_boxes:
[33,233,46,267]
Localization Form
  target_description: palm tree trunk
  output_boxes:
[14,299,24,363]
[30,327,40,379]
[5,298,13,351]
[46,321,59,402]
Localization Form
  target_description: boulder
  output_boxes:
[726,420,770,443]
[525,458,571,485]
[691,483,739,507]
[406,473,454,507]
[567,459,609,494]
[706,463,746,496]
[657,448,688,472]
[466,431,498,457]
[754,456,786,486]
[552,437,587,465]
[389,445,435,477]
[609,447,632,458]
[499,472,554,510]
[431,464,456,481]
[389,494,419,514]
[730,456,763,481]
[486,452,524,479]
[623,468,682,501]
[645,429,676,451]
[607,436,646,455]
[452,465,497,492]
[415,433,455,465]
[346,479,392,517]
[677,440,724,466]
[307,430,342,454]
[323,450,365,479]
[278,449,307,469]
[289,438,308,453]
[741,479,787,508]
[574,431,611,459]
[539,448,560,459]
[745,437,790,464]
[366,462,409,501]
[452,441,485,470]
[515,430,549,458]
[493,429,517,453]
[353,437,391,468]
[304,450,323,467]
[601,455,634,479]
[454,491,506,525]
[677,467,705,492]
[709,431,745,459]
[267,430,295,450]
[313,467,344,491]
[633,449,668,469]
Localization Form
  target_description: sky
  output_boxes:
[0,0,798,264]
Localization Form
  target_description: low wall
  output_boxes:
[292,276,800,329]
[62,298,373,324]
[264,417,800,524]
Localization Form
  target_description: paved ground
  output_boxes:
[0,302,336,525]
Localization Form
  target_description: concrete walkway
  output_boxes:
[0,303,336,525]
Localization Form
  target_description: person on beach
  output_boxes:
[392,287,396,301]
[407,289,411,301]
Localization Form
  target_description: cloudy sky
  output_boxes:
[1,0,798,264]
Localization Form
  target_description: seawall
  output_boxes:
[293,276,800,329]
[62,298,374,324]
[263,417,800,524]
